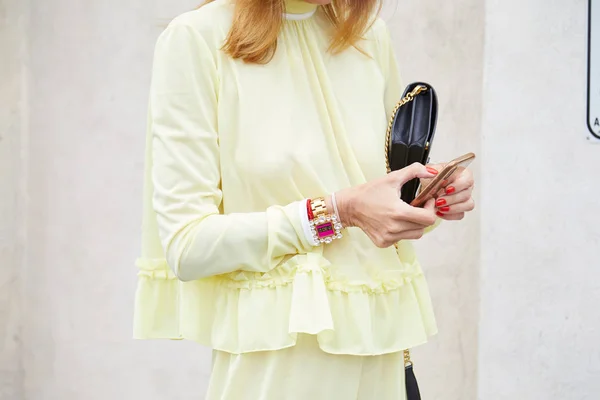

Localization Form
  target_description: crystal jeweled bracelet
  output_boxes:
[308,197,343,245]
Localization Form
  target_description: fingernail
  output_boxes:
[439,206,450,212]
[426,167,439,175]
[435,198,446,207]
[446,186,456,195]
[436,211,445,217]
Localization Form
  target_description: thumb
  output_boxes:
[423,197,436,212]
[389,163,438,187]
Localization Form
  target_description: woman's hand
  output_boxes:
[428,165,476,221]
[333,163,439,248]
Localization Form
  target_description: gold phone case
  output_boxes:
[410,152,476,207]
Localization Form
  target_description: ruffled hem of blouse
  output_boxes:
[133,253,437,355]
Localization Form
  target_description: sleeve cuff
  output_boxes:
[299,199,319,247]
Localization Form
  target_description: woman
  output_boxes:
[134,0,476,398]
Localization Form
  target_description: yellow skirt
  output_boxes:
[206,334,407,400]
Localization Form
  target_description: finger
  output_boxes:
[436,187,473,207]
[420,164,446,192]
[388,220,427,234]
[389,163,438,187]
[437,198,475,215]
[444,169,474,195]
[395,203,437,226]
[423,197,436,212]
[395,228,426,241]
[427,163,447,172]
[436,212,465,221]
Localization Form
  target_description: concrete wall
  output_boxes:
[22,0,210,399]
[478,0,600,398]
[0,0,28,398]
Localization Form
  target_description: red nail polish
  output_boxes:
[436,211,444,217]
[439,206,450,212]
[435,198,446,207]
[426,167,439,175]
[446,186,456,195]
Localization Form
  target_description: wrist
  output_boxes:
[324,195,334,218]
[309,196,344,245]
[331,188,355,228]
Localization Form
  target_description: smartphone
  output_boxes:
[410,152,476,207]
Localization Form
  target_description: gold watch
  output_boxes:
[309,197,343,245]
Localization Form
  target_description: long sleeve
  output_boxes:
[150,22,313,282]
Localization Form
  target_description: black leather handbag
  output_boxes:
[386,82,438,204]
[385,82,438,400]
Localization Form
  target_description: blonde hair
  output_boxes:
[202,0,382,64]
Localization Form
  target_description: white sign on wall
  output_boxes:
[589,0,600,140]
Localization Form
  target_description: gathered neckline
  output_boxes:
[284,8,317,21]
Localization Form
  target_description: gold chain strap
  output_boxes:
[404,349,413,367]
[384,85,429,174]
[385,85,428,367]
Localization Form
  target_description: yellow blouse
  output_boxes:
[134,0,438,355]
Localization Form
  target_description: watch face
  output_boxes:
[315,222,335,238]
